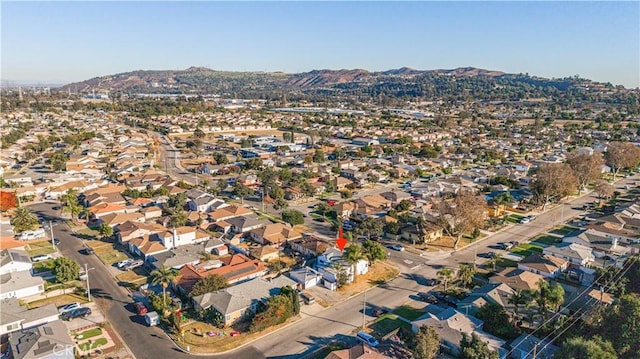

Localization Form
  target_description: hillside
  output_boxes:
[58,66,635,103]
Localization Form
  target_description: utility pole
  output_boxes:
[532,342,538,359]
[84,263,95,302]
[50,221,55,250]
[362,290,366,329]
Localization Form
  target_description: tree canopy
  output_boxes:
[190,274,229,296]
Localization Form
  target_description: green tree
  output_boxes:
[150,266,179,310]
[232,182,252,204]
[354,217,384,239]
[250,294,292,333]
[437,268,454,292]
[533,279,565,320]
[313,149,325,163]
[344,244,366,278]
[170,208,188,227]
[396,199,413,212]
[457,263,476,288]
[98,223,113,240]
[333,263,349,288]
[53,257,80,284]
[149,292,172,313]
[61,189,83,224]
[280,286,300,315]
[474,302,519,340]
[459,333,499,359]
[384,221,401,235]
[412,325,440,359]
[599,293,640,358]
[362,240,387,265]
[281,209,304,226]
[190,274,229,296]
[10,206,39,233]
[508,289,531,318]
[556,336,617,359]
[434,190,487,249]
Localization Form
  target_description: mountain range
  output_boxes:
[58,66,630,102]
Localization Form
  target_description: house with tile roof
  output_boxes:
[457,283,515,315]
[542,242,595,267]
[176,253,268,293]
[98,212,145,228]
[128,234,169,259]
[116,221,166,244]
[249,223,302,246]
[290,235,331,257]
[207,205,253,222]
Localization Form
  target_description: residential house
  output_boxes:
[0,249,32,275]
[287,267,323,290]
[149,244,204,270]
[248,245,279,262]
[290,236,331,257]
[509,333,559,359]
[564,229,634,261]
[542,243,594,267]
[8,320,74,359]
[249,223,302,246]
[334,201,356,219]
[158,227,212,249]
[116,221,166,244]
[193,276,296,326]
[379,191,412,205]
[88,202,127,219]
[457,283,515,316]
[0,270,45,300]
[489,268,544,292]
[316,247,369,291]
[400,223,443,244]
[226,214,267,233]
[0,298,59,336]
[325,343,392,359]
[129,234,169,259]
[207,205,253,222]
[98,212,145,228]
[331,176,353,191]
[410,305,506,358]
[518,253,569,278]
[175,254,268,293]
[188,194,227,213]
[203,237,228,256]
[140,205,163,220]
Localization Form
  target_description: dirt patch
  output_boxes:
[425,236,473,250]
[338,261,400,297]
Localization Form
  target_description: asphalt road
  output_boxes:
[25,173,639,359]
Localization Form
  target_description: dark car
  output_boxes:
[425,278,439,286]
[313,217,326,222]
[418,292,439,304]
[373,307,389,317]
[51,238,60,245]
[61,307,91,321]
[80,247,95,255]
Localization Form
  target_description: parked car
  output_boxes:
[313,217,326,222]
[356,331,379,347]
[373,307,389,317]
[115,259,132,269]
[425,278,439,286]
[122,259,144,271]
[299,292,316,305]
[519,217,531,224]
[499,242,514,250]
[32,254,53,262]
[58,302,82,314]
[61,307,91,321]
[51,238,60,245]
[418,292,439,304]
[388,244,405,251]
[134,302,148,315]
[80,247,95,255]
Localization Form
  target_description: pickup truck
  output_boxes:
[122,259,144,271]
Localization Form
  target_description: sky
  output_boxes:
[2,1,639,88]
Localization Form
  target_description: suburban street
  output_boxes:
[24,173,639,359]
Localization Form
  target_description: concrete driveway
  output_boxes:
[62,302,105,332]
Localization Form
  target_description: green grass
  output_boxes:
[505,214,525,223]
[550,225,580,236]
[77,227,100,237]
[94,245,129,266]
[25,241,57,257]
[32,259,56,273]
[495,258,518,268]
[78,337,107,351]
[510,243,543,257]
[75,328,102,340]
[371,314,411,336]
[392,305,425,321]
[532,235,561,246]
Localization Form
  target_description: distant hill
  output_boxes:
[58,66,634,103]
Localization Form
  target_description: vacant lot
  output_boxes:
[338,262,400,297]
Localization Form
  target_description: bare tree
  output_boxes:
[434,190,486,249]
[604,142,640,181]
[594,179,615,199]
[531,163,578,210]
[566,152,604,193]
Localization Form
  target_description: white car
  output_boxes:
[31,254,53,262]
[58,302,81,314]
[388,244,405,251]
[519,217,531,224]
[115,259,132,269]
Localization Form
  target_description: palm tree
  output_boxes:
[61,189,82,224]
[10,206,39,233]
[437,268,454,292]
[344,244,366,279]
[457,263,476,288]
[487,253,503,272]
[150,266,179,310]
[533,280,565,321]
[509,289,531,318]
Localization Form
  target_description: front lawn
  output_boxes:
[27,293,89,309]
[78,337,107,351]
[371,314,411,336]
[74,328,102,340]
[392,305,424,321]
[495,258,518,268]
[94,245,129,266]
[532,235,561,246]
[510,243,543,257]
[25,240,56,257]
[550,225,580,236]
[116,270,148,290]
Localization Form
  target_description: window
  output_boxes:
[6,323,19,331]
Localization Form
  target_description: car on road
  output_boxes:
[519,217,531,224]
[388,244,405,251]
[61,307,91,321]
[80,247,95,255]
[58,302,82,314]
[425,278,439,286]
[115,259,132,269]
[134,302,148,315]
[484,251,497,259]
[498,242,514,250]
[418,292,439,303]
[31,254,53,262]
[51,238,60,245]
[313,217,326,222]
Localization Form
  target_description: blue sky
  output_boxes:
[2,1,639,87]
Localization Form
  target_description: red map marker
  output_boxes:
[336,227,347,252]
